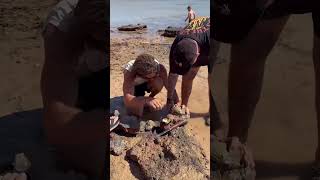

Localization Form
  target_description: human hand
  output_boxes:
[145,98,164,111]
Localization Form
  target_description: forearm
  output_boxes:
[124,94,147,116]
[167,73,178,102]
[181,77,194,106]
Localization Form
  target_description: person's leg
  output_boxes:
[228,16,289,143]
[209,39,221,128]
[181,67,200,106]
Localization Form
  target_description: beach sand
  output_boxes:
[110,34,210,179]
[0,0,316,179]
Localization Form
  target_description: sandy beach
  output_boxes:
[109,34,210,179]
[0,0,317,179]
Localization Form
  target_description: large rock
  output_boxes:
[126,128,209,180]
[117,24,147,31]
[161,26,183,37]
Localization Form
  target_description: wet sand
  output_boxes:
[213,14,315,179]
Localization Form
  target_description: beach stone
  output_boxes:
[110,133,127,156]
[117,24,147,31]
[145,120,159,131]
[161,26,183,37]
[127,128,209,180]
[13,153,31,172]
[119,115,140,130]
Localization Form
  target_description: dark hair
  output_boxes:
[187,6,191,9]
[131,54,158,75]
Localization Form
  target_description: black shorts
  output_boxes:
[134,82,151,97]
[213,0,319,43]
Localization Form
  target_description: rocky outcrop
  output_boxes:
[117,24,147,31]
[161,26,183,37]
[110,127,209,180]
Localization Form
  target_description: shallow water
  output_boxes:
[110,0,209,35]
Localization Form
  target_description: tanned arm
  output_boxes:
[42,28,105,145]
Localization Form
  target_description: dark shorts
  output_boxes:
[213,0,319,43]
[134,82,151,97]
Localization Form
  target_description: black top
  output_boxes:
[169,17,210,74]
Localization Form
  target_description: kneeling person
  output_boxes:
[123,54,176,117]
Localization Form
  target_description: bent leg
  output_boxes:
[228,16,289,143]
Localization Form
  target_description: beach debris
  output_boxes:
[126,128,209,179]
[119,115,139,129]
[171,105,190,119]
[0,172,27,180]
[161,26,183,37]
[110,134,128,156]
[0,153,30,180]
[117,24,147,31]
[13,153,31,173]
[212,136,256,180]
[110,110,120,131]
[145,120,159,131]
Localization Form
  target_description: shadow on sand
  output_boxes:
[0,109,59,179]
[255,160,312,179]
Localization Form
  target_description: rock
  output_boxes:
[139,121,146,132]
[13,153,31,172]
[119,115,140,130]
[127,128,209,180]
[110,134,127,156]
[161,26,183,37]
[145,120,159,131]
[117,24,147,31]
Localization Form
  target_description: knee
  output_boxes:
[149,77,164,93]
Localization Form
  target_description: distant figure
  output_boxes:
[185,6,196,23]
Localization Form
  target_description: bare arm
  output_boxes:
[167,73,179,105]
[122,70,147,116]
[42,29,105,145]
[159,65,179,103]
[185,12,191,22]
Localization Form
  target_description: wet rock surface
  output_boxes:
[161,26,183,37]
[118,24,147,31]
